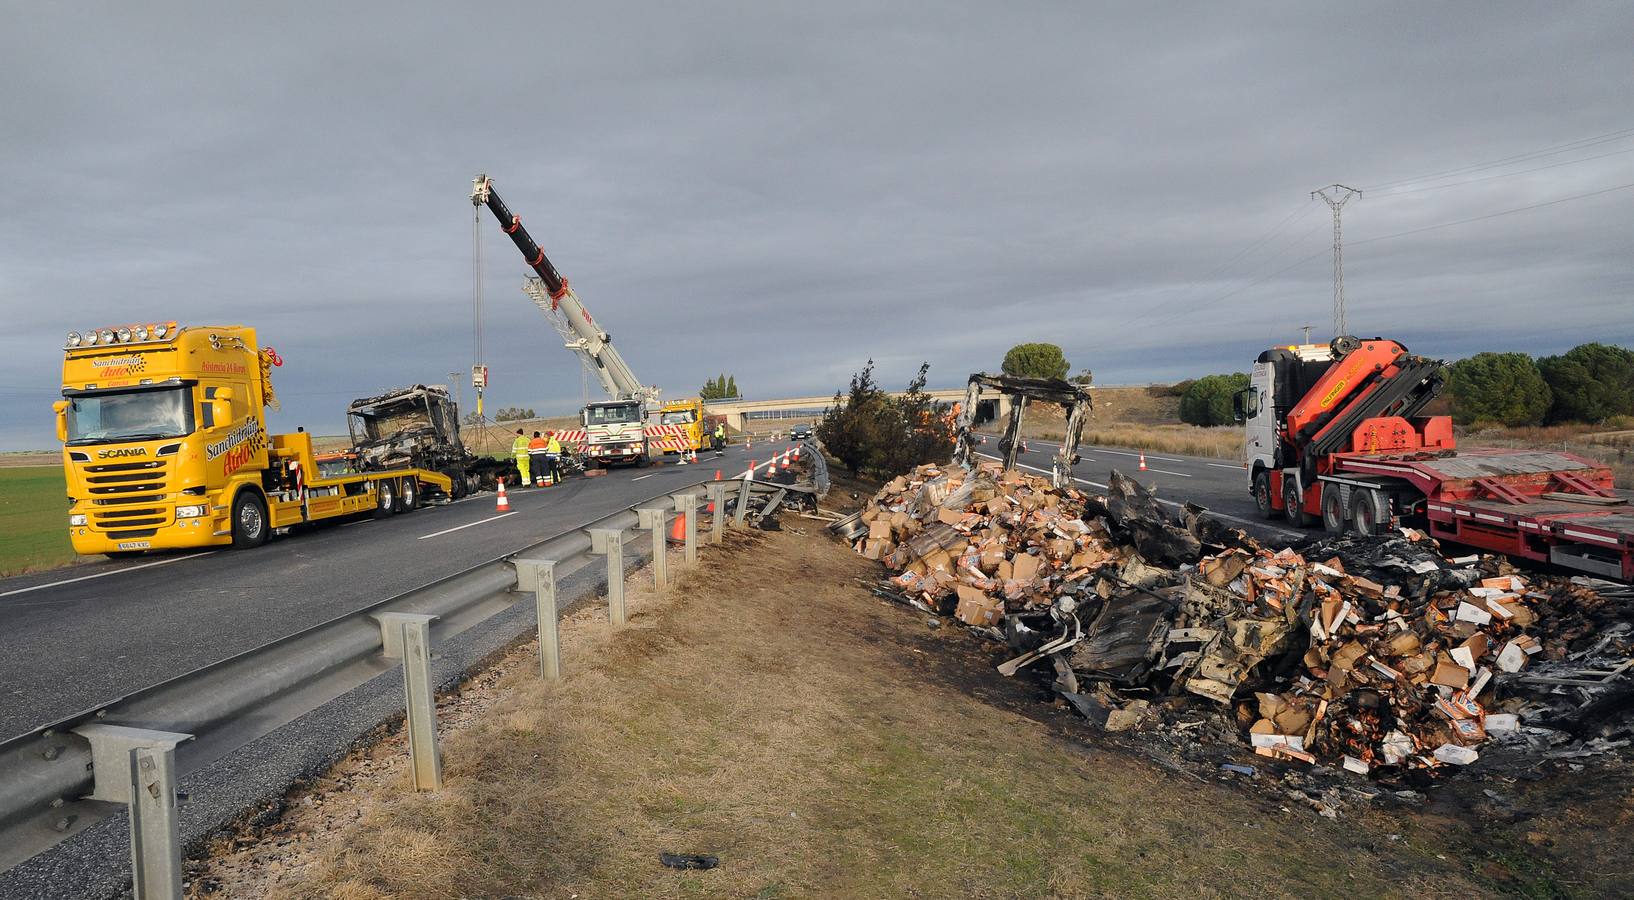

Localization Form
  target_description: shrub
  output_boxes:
[1447,352,1551,426]
[1178,373,1249,427]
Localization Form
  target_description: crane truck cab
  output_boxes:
[1240,341,1341,522]
[583,399,649,467]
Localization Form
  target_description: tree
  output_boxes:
[1178,373,1250,426]
[493,407,535,422]
[1001,343,1069,380]
[1538,343,1634,424]
[1447,352,1551,426]
[700,374,741,400]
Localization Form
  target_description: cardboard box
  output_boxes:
[954,585,1003,627]
[1429,658,1471,689]
[1011,553,1042,583]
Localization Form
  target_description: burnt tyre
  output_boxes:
[1253,471,1277,519]
[396,477,418,513]
[1321,487,1347,535]
[231,490,270,549]
[443,468,468,500]
[1282,476,1315,528]
[1350,489,1390,537]
[373,478,397,518]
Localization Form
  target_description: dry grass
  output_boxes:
[213,526,1507,899]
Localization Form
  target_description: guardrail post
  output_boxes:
[375,612,442,791]
[515,559,561,679]
[635,508,668,591]
[706,482,728,544]
[589,527,627,626]
[73,724,193,900]
[670,493,698,565]
[734,478,753,526]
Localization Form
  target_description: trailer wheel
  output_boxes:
[231,490,269,549]
[1350,489,1390,537]
[1252,472,1276,519]
[373,478,397,518]
[1321,487,1347,535]
[1282,477,1315,528]
[396,477,418,513]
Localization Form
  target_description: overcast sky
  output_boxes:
[2,2,1630,449]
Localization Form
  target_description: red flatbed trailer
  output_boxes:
[1324,448,1634,580]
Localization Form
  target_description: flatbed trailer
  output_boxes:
[1321,448,1634,580]
[264,432,451,530]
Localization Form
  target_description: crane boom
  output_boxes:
[470,174,657,405]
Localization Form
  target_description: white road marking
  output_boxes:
[632,473,657,481]
[1208,463,1244,470]
[1142,465,1192,478]
[339,519,373,527]
[417,511,518,540]
[0,552,217,598]
[977,453,1303,539]
[1072,446,1186,463]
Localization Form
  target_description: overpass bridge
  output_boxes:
[704,389,1013,432]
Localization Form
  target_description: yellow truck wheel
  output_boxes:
[231,490,270,549]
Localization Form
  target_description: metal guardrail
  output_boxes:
[0,472,811,897]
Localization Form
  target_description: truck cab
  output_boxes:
[583,399,649,467]
[56,324,274,554]
[1240,343,1336,517]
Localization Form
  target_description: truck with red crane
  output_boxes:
[1240,336,1634,581]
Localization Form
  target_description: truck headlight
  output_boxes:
[69,514,87,526]
[175,504,206,518]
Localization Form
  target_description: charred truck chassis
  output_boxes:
[344,385,513,498]
[953,373,1092,489]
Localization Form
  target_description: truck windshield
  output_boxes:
[65,386,194,445]
[660,410,696,425]
[587,404,642,425]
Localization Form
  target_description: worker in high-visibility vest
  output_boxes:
[527,431,550,487]
[545,431,564,485]
[511,429,531,487]
[713,423,727,454]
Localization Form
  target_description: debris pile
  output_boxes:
[838,461,1634,785]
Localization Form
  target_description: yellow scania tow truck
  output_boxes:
[55,323,450,557]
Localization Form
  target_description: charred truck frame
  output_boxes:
[954,373,1093,489]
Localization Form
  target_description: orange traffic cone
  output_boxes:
[714,469,722,480]
[1138,452,1148,472]
[746,460,756,479]
[496,478,512,511]
[779,451,790,470]
[669,512,687,542]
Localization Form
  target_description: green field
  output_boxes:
[0,466,76,577]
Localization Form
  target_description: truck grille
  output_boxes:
[80,459,171,522]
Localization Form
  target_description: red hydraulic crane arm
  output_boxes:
[1287,339,1407,444]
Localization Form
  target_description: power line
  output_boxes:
[1360,125,1634,191]
[1368,145,1634,198]
[1348,180,1634,247]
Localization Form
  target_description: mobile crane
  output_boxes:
[1240,336,1634,580]
[472,175,703,466]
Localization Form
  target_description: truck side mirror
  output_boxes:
[211,387,236,428]
[53,400,69,443]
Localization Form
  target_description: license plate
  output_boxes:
[118,541,151,550]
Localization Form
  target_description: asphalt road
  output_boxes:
[976,437,1307,544]
[0,445,773,742]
